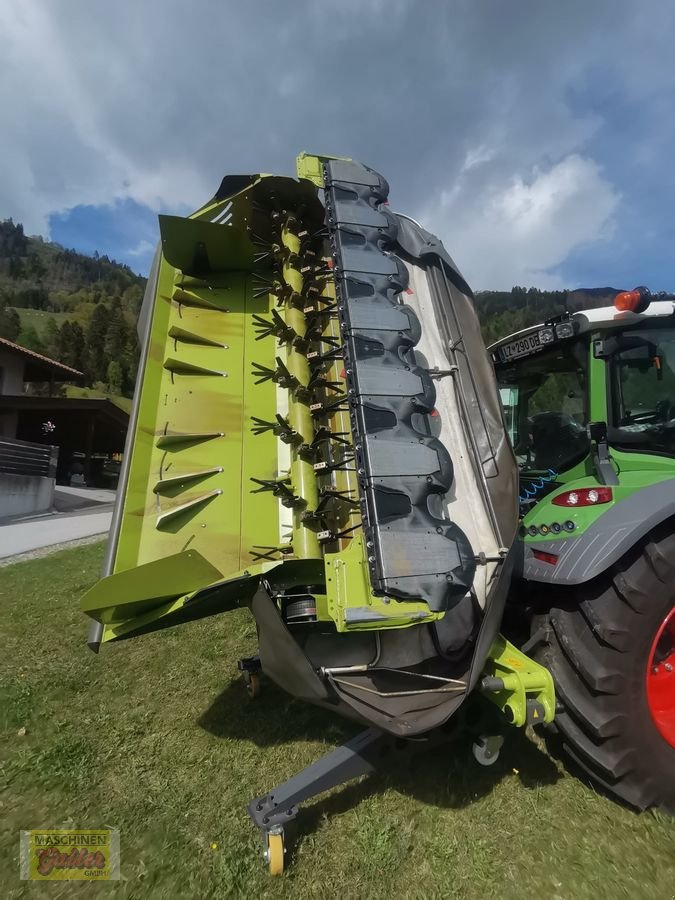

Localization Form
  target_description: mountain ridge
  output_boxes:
[0,218,145,397]
[1,217,671,395]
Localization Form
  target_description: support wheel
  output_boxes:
[472,734,504,766]
[244,671,261,700]
[266,830,284,876]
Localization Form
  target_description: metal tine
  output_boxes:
[250,476,303,509]
[250,415,289,435]
[250,414,302,446]
[312,262,334,277]
[251,313,275,338]
[277,288,305,309]
[250,476,292,497]
[311,394,349,416]
[307,293,338,307]
[250,416,276,435]
[312,428,352,449]
[250,547,281,562]
[249,230,273,248]
[306,335,342,354]
[335,522,363,539]
[307,346,345,366]
[307,373,343,394]
[251,309,296,343]
[250,362,276,385]
[274,356,298,388]
[319,334,342,347]
[249,478,304,509]
[313,489,360,519]
[252,275,285,300]
[304,305,338,332]
[315,455,356,474]
[272,308,297,342]
[250,544,292,563]
[250,358,298,389]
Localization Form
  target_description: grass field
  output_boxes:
[1,543,674,898]
[9,309,133,413]
[14,308,87,337]
[64,386,132,414]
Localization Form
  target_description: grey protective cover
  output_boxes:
[396,216,519,549]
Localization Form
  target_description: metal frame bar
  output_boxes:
[247,727,389,832]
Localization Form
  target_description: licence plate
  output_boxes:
[496,330,549,362]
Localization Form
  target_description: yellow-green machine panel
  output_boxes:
[83,167,446,643]
[80,154,555,873]
[82,154,553,743]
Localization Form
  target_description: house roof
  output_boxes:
[0,336,83,380]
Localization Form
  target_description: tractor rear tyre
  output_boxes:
[532,524,675,813]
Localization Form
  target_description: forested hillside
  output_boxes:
[0,218,145,397]
[473,286,627,346]
[0,217,669,402]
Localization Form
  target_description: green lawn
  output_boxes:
[1,544,673,898]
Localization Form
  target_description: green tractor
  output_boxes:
[491,291,675,813]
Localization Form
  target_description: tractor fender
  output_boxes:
[518,478,675,585]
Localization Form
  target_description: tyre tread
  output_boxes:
[533,527,675,813]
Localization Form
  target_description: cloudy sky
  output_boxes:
[2,0,674,290]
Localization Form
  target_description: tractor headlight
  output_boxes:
[555,322,574,339]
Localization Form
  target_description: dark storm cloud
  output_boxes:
[1,0,674,286]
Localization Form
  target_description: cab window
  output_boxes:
[497,339,589,474]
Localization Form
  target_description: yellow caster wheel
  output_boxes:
[266,828,285,876]
[244,671,261,699]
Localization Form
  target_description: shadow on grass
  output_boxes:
[198,676,560,828]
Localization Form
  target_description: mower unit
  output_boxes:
[81,154,554,873]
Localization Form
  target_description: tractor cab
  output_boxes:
[491,291,675,510]
[491,289,675,816]
[495,324,589,482]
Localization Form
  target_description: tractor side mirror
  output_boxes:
[587,421,619,486]
[587,421,608,443]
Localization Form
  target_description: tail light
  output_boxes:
[615,286,651,313]
[532,549,559,565]
[552,487,613,507]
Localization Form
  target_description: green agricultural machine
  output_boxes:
[81,153,555,872]
[80,151,670,874]
[492,291,675,814]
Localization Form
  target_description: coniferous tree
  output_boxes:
[69,321,86,373]
[16,325,45,354]
[0,300,21,341]
[43,317,61,359]
[104,305,130,359]
[58,320,74,365]
[85,304,111,382]
[106,359,123,395]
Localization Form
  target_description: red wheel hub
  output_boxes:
[647,607,675,749]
